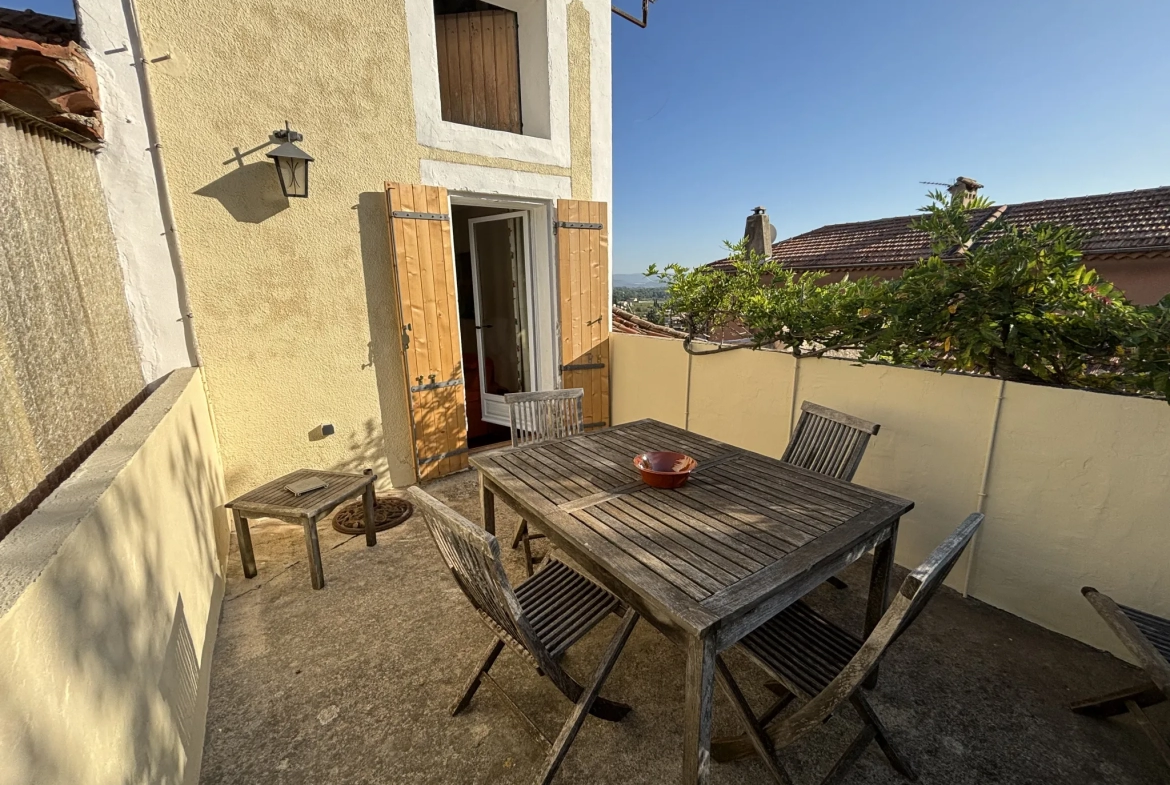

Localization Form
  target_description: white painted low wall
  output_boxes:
[0,368,227,785]
[611,333,1170,660]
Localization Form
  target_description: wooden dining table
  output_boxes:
[471,418,914,785]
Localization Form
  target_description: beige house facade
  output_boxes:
[121,0,615,494]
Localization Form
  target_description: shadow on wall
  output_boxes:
[195,161,288,224]
[356,190,420,489]
[0,403,226,784]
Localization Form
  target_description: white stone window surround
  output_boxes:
[406,0,570,168]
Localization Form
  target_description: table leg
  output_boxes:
[233,510,257,579]
[864,518,899,688]
[683,635,717,785]
[361,482,377,547]
[480,473,496,536]
[303,517,325,590]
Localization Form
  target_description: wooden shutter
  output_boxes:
[556,200,610,429]
[385,183,469,481]
[435,10,522,134]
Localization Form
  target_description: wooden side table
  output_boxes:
[225,468,378,590]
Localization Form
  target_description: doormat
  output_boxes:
[331,495,413,535]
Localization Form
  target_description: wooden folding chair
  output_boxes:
[782,401,882,589]
[1071,587,1170,771]
[504,389,586,576]
[406,487,638,785]
[712,513,984,785]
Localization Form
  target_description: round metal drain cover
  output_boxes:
[331,495,413,535]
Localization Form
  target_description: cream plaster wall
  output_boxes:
[128,0,608,496]
[611,334,690,427]
[609,333,1170,661]
[686,348,796,459]
[0,368,228,785]
[973,382,1170,656]
[789,357,1003,593]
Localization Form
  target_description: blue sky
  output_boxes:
[12,0,73,17]
[611,0,1170,272]
[14,0,1170,273]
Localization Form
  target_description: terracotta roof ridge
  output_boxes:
[1002,184,1170,212]
[774,212,922,244]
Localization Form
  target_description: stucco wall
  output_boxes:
[0,368,228,785]
[125,0,609,496]
[611,332,1170,660]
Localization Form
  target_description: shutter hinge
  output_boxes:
[418,447,470,465]
[555,221,603,231]
[391,211,450,221]
[410,377,465,393]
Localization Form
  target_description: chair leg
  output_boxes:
[535,611,640,785]
[713,656,795,785]
[512,519,528,549]
[1071,681,1165,718]
[826,576,849,590]
[451,639,505,716]
[758,686,796,727]
[1126,700,1170,771]
[818,724,877,785]
[852,693,916,780]
[712,684,795,764]
[522,528,535,577]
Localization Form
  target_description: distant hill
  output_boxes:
[612,273,662,289]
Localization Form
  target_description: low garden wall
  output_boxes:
[611,332,1170,660]
[0,368,227,785]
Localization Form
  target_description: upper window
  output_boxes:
[433,0,523,135]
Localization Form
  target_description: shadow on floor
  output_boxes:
[199,472,1169,784]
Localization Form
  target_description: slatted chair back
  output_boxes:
[505,389,585,448]
[406,487,580,696]
[781,401,880,482]
[771,513,984,745]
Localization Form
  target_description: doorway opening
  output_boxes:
[452,203,535,449]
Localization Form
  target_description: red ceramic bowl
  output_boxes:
[633,451,698,489]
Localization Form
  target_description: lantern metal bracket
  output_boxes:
[272,122,303,143]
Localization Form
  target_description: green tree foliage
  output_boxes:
[647,191,1170,401]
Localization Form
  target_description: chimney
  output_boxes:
[743,206,774,260]
[948,177,984,207]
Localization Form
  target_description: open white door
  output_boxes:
[468,211,536,426]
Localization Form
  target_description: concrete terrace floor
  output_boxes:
[199,471,1169,785]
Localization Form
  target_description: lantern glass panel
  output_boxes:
[276,156,309,198]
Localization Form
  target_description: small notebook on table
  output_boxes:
[286,476,328,496]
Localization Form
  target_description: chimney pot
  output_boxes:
[743,206,773,260]
[948,176,984,207]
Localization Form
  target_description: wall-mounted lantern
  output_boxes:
[266,123,313,198]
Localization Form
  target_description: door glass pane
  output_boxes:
[472,217,530,395]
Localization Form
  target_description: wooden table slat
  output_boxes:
[494,452,579,505]
[666,485,804,554]
[611,494,767,574]
[225,469,374,519]
[598,498,750,584]
[544,437,640,485]
[701,465,863,531]
[572,508,715,600]
[581,505,730,596]
[616,491,775,568]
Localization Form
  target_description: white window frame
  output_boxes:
[406,0,571,167]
